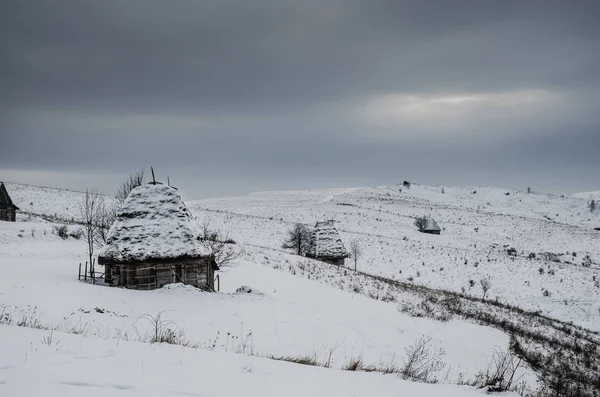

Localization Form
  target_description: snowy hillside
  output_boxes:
[189,183,600,331]
[3,182,117,223]
[1,181,599,396]
[572,190,600,201]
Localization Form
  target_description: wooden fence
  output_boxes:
[78,259,104,284]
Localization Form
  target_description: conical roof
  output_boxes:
[98,183,210,264]
[424,217,441,232]
[308,221,348,259]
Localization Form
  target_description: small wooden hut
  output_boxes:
[306,220,349,265]
[423,218,441,235]
[0,182,19,222]
[98,183,217,290]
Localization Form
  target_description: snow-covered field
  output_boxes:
[1,181,599,396]
[4,182,117,223]
[189,184,600,331]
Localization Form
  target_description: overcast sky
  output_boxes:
[1,0,599,199]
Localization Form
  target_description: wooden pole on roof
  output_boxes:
[151,166,156,184]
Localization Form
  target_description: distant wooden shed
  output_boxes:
[0,183,19,222]
[423,218,441,235]
[98,183,217,290]
[306,220,349,266]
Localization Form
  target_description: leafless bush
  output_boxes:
[401,336,446,383]
[199,219,241,268]
[414,216,428,232]
[137,311,197,347]
[69,228,84,240]
[344,357,364,371]
[116,169,145,203]
[54,225,69,239]
[96,202,118,244]
[474,344,527,392]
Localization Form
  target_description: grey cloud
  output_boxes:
[1,0,599,196]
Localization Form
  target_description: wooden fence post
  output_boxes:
[78,263,81,280]
[84,262,88,281]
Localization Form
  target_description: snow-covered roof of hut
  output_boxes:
[98,183,210,264]
[424,217,441,232]
[308,221,348,259]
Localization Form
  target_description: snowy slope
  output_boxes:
[572,190,600,200]
[188,183,600,331]
[3,182,117,223]
[0,325,509,397]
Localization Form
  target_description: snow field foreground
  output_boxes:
[0,325,510,397]
[0,221,518,387]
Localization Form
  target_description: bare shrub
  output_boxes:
[344,357,364,371]
[116,169,145,203]
[474,344,527,392]
[54,225,69,240]
[198,219,241,268]
[414,216,428,232]
[282,223,312,256]
[137,311,197,347]
[401,336,446,383]
[69,228,84,240]
[96,202,118,244]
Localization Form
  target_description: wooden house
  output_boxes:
[423,217,441,235]
[0,183,19,222]
[306,220,349,266]
[98,182,217,290]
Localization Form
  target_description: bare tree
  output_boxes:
[96,201,118,244]
[116,169,145,203]
[414,215,428,232]
[480,278,491,301]
[590,199,596,213]
[527,187,531,194]
[349,239,362,271]
[198,219,240,268]
[80,189,105,277]
[282,223,312,256]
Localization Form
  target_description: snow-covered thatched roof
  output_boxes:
[424,217,441,232]
[308,221,348,259]
[98,183,210,264]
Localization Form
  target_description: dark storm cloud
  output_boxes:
[1,0,599,196]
